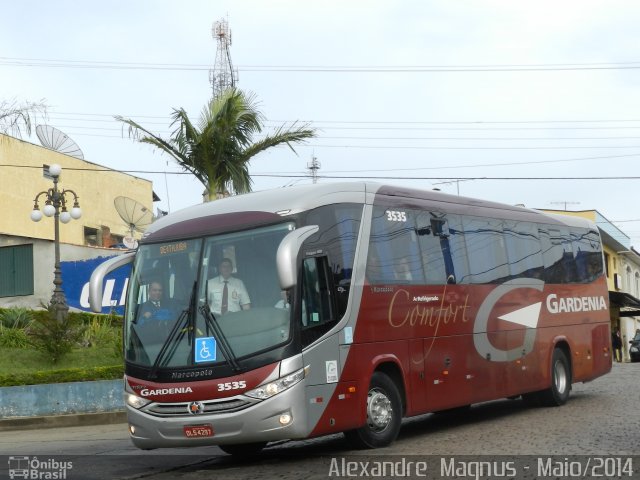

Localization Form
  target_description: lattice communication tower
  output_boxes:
[307,154,321,184]
[209,18,238,97]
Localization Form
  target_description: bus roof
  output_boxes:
[142,182,596,243]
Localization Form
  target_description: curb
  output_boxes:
[0,410,127,432]
[0,379,124,419]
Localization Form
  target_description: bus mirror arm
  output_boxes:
[88,252,136,313]
[276,225,320,290]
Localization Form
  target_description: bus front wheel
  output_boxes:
[344,372,402,449]
[540,348,571,406]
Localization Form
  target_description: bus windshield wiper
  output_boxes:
[149,282,196,379]
[198,304,241,372]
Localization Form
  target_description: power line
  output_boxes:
[4,56,640,72]
[50,110,640,125]
[304,144,640,150]
[46,127,640,149]
[3,163,640,180]
[28,130,640,170]
[265,136,640,141]
[304,126,640,131]
[41,116,640,139]
[268,119,640,125]
[43,123,640,140]
[301,153,640,173]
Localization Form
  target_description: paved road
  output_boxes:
[1,362,638,479]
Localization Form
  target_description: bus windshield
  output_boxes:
[124,222,296,369]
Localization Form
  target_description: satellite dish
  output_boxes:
[36,125,84,160]
[114,196,154,243]
[123,236,138,249]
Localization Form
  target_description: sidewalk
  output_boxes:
[0,411,126,432]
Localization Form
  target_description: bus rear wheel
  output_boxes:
[218,442,266,456]
[540,348,571,406]
[344,372,402,449]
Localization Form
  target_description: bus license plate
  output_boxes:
[183,424,214,438]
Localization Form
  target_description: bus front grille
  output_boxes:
[144,398,253,417]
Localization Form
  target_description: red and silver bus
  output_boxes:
[89,182,611,454]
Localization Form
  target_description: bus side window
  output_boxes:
[366,207,424,285]
[300,256,336,347]
[542,226,576,283]
[415,214,448,284]
[571,227,603,283]
[463,216,509,284]
[503,220,544,281]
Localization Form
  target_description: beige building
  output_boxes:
[1,134,154,247]
[0,134,156,310]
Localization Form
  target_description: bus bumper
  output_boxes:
[126,380,309,449]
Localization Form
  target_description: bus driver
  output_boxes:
[138,281,174,323]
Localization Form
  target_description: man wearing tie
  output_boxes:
[208,258,251,315]
[139,281,172,323]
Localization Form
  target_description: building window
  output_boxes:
[0,244,34,297]
[84,227,99,246]
[111,234,124,246]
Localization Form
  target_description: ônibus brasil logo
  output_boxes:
[8,456,73,479]
[474,278,607,362]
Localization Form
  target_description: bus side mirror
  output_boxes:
[89,252,135,312]
[276,225,319,290]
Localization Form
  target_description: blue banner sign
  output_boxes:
[60,256,131,314]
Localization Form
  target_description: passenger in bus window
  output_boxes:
[208,258,251,315]
[275,290,290,309]
[138,281,175,324]
[394,257,413,282]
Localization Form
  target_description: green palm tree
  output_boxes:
[116,89,315,200]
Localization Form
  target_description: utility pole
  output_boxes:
[432,178,473,196]
[307,154,321,184]
[209,18,238,98]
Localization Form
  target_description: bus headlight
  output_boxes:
[245,368,306,400]
[125,393,152,409]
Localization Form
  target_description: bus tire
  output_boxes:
[218,442,266,456]
[344,372,402,449]
[539,348,571,407]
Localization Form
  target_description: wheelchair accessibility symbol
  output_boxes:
[195,337,217,363]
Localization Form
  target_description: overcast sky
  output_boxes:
[3,1,640,243]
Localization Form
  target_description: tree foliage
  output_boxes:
[29,304,85,364]
[0,98,47,139]
[116,89,315,199]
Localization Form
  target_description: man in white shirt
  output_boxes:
[208,258,251,315]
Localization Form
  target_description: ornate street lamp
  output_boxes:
[30,163,82,321]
